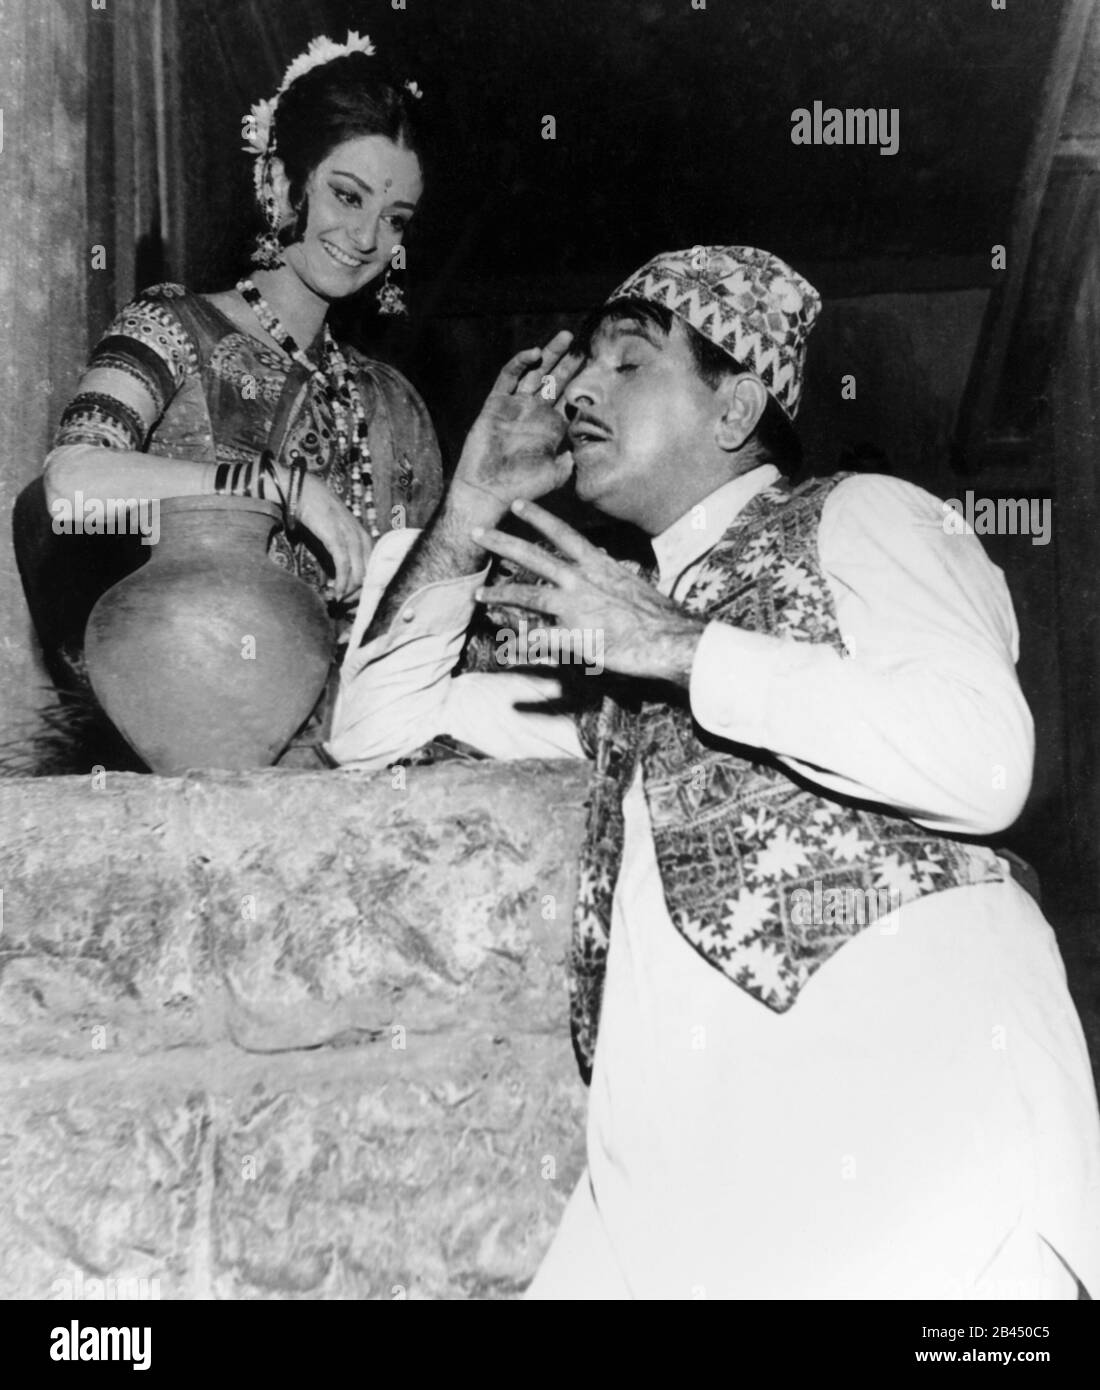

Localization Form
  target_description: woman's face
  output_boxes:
[276,134,423,301]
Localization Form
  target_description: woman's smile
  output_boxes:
[320,238,370,269]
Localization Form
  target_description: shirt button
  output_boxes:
[401,609,415,623]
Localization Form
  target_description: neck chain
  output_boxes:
[236,277,377,536]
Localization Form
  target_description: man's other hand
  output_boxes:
[472,498,707,687]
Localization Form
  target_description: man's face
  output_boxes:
[563,315,722,533]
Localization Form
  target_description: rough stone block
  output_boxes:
[0,1075,206,1300]
[0,761,592,1299]
[0,782,203,1058]
[210,1035,585,1300]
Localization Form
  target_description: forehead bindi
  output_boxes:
[321,137,422,206]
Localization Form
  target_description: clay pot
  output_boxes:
[85,496,334,773]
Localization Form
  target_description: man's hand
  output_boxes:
[451,331,580,530]
[360,335,580,647]
[472,499,708,687]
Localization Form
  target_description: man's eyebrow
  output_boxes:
[593,319,664,349]
[332,170,416,211]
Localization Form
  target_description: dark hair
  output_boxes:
[575,297,803,476]
[271,52,424,242]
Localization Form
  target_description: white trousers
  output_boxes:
[527,881,1100,1300]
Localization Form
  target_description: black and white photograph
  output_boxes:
[1,0,1099,1335]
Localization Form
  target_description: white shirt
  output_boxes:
[329,468,1100,1298]
[330,467,1034,831]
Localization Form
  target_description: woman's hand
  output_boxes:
[450,331,581,529]
[294,473,374,600]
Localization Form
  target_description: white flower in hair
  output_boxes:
[278,31,376,95]
[252,153,270,200]
[242,97,276,156]
[242,31,378,205]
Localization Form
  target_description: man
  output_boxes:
[327,247,1100,1299]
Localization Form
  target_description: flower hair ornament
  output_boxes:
[242,30,423,282]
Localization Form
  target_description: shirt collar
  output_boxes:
[651,464,780,591]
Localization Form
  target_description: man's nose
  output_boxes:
[564,362,600,414]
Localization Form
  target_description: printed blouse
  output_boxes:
[54,282,444,613]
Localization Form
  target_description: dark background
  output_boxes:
[175,0,1059,469]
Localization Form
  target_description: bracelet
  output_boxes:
[216,460,253,497]
[286,458,306,529]
[257,450,281,502]
[258,451,289,525]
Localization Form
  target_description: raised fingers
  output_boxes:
[474,582,562,617]
[547,348,584,413]
[471,524,574,585]
[516,330,575,396]
[509,498,602,565]
[491,347,546,396]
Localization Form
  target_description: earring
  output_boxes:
[376,267,407,317]
[251,195,285,269]
[251,232,284,269]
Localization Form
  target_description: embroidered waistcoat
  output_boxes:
[569,473,1008,1078]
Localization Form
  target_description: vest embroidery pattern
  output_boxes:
[570,473,1007,1079]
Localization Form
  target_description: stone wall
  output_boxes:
[0,761,590,1300]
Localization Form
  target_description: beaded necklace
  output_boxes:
[236,277,378,537]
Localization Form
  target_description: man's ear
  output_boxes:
[714,373,768,452]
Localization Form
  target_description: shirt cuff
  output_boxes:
[327,554,492,765]
[340,531,490,682]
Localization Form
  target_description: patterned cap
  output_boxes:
[608,246,821,420]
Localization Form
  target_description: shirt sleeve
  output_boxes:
[688,473,1034,835]
[326,528,585,769]
[53,285,196,452]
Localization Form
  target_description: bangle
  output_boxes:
[286,459,306,529]
[257,450,279,501]
[258,451,289,523]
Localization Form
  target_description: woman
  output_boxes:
[40,32,443,766]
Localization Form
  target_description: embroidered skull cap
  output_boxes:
[608,246,821,420]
